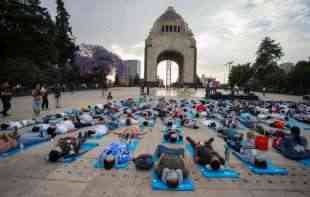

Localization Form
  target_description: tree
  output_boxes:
[228,63,253,89]
[0,0,58,87]
[253,37,284,85]
[288,60,310,94]
[55,0,76,67]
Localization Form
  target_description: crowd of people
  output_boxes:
[1,94,310,190]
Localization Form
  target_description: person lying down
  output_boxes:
[114,126,148,143]
[48,131,95,162]
[155,148,189,188]
[186,136,225,170]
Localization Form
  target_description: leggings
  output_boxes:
[42,99,49,110]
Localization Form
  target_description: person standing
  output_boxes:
[1,82,13,116]
[53,84,61,108]
[41,85,49,111]
[32,84,42,119]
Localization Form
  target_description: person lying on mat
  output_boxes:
[1,127,57,154]
[273,126,310,160]
[226,131,268,169]
[114,126,147,142]
[186,137,225,170]
[55,118,77,134]
[48,131,94,162]
[98,141,131,170]
[155,153,189,188]
[0,131,19,153]
[164,128,183,143]
[183,118,199,129]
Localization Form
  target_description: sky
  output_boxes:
[41,0,310,83]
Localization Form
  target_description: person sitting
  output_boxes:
[155,152,189,188]
[273,126,310,160]
[186,137,225,170]
[48,131,93,162]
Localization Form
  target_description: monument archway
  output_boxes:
[144,6,197,87]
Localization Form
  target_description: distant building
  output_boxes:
[119,60,141,85]
[279,62,294,74]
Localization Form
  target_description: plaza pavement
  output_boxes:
[0,88,309,197]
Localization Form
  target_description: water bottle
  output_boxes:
[224,144,230,167]
[20,143,24,152]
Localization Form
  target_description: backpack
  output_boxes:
[133,154,154,170]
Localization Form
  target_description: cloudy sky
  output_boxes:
[42,0,310,82]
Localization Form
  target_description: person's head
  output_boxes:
[166,170,179,188]
[48,150,62,162]
[104,154,115,170]
[35,83,40,90]
[47,127,57,139]
[246,131,255,141]
[167,121,173,127]
[169,132,178,142]
[291,126,301,138]
[126,118,131,126]
[209,157,221,170]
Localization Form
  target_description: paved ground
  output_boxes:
[0,88,309,197]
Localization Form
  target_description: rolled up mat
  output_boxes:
[62,142,99,164]
[185,144,239,179]
[151,172,195,191]
[0,133,49,159]
[231,149,288,175]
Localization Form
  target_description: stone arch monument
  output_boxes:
[144,6,197,87]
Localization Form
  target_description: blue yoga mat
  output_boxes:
[231,150,288,175]
[0,135,49,159]
[299,159,310,167]
[62,142,98,164]
[127,139,140,152]
[185,144,240,179]
[287,118,310,131]
[151,172,195,191]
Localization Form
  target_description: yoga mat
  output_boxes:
[0,134,49,159]
[287,118,310,131]
[151,172,195,191]
[231,149,288,175]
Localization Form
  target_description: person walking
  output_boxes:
[32,84,42,119]
[1,82,13,117]
[53,84,61,108]
[41,85,49,111]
